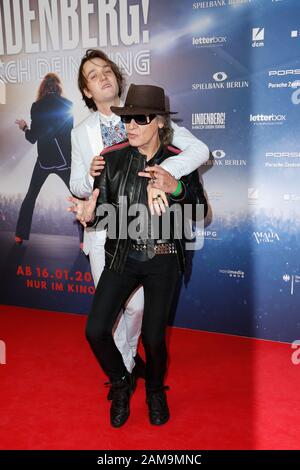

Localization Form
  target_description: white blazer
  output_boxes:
[70,112,106,254]
[70,111,209,255]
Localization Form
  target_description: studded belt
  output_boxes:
[130,241,177,255]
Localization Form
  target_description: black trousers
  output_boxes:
[86,253,180,390]
[15,161,70,240]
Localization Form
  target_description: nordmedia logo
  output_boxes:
[0,340,6,365]
[219,269,245,279]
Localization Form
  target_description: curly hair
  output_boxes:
[158,115,174,146]
[78,49,125,111]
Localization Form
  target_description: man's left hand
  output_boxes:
[146,187,168,216]
[138,164,178,193]
[139,165,179,216]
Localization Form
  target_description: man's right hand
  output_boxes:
[90,156,105,177]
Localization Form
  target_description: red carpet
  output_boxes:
[0,305,299,450]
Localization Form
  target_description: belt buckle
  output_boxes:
[146,239,155,259]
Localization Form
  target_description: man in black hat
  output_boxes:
[68,84,207,428]
[70,49,208,387]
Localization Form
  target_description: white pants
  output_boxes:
[89,241,144,373]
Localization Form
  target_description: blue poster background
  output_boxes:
[0,0,299,342]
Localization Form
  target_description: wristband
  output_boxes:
[171,180,182,197]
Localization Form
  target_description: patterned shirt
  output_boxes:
[99,113,127,149]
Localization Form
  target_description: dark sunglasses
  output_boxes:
[120,114,156,125]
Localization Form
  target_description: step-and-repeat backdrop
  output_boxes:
[0,0,299,342]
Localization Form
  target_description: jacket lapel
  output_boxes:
[86,112,103,156]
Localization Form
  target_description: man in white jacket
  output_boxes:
[70,49,209,380]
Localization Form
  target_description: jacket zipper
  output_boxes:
[135,155,146,212]
[110,153,134,270]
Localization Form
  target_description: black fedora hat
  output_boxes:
[111,84,177,116]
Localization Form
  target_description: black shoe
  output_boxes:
[109,374,133,427]
[133,353,146,380]
[146,386,170,426]
[106,370,137,401]
[106,354,144,400]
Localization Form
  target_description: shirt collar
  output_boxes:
[132,144,165,164]
[98,100,124,126]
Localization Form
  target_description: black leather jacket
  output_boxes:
[91,141,208,273]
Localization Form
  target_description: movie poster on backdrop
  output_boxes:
[0,0,152,314]
[1,0,300,342]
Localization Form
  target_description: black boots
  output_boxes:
[109,374,133,428]
[146,386,170,426]
[106,353,145,401]
[105,357,169,427]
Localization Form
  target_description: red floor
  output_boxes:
[0,305,299,450]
